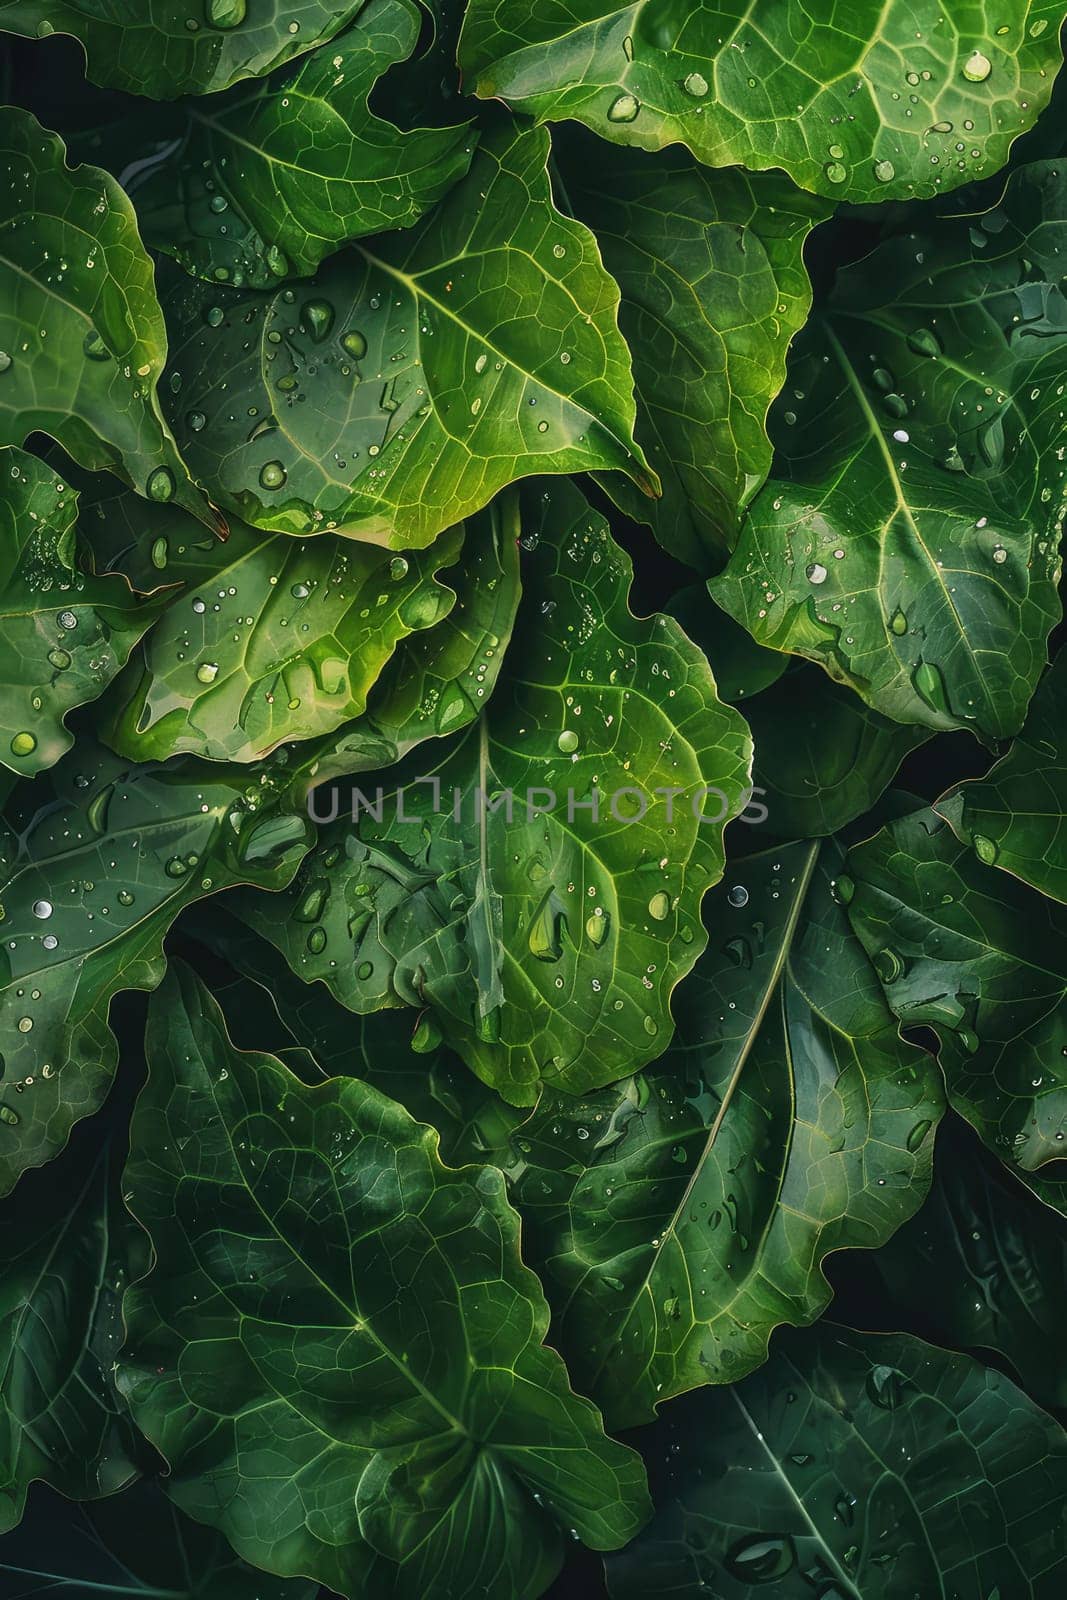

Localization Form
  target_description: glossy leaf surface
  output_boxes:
[0,449,164,777]
[713,160,1066,741]
[129,0,474,288]
[460,0,1066,202]
[118,964,652,1598]
[565,140,827,569]
[605,1323,1067,1599]
[0,0,365,98]
[0,743,312,1195]
[236,480,752,1104]
[162,120,655,546]
[937,650,1067,901]
[845,805,1067,1185]
[0,110,213,527]
[492,841,942,1426]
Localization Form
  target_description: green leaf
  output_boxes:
[667,586,787,703]
[832,1114,1067,1414]
[117,963,652,1599]
[102,510,464,764]
[161,119,656,547]
[712,159,1066,741]
[605,1323,1067,1599]
[0,1115,145,1532]
[488,840,943,1427]
[0,742,313,1195]
[0,1,366,98]
[937,649,1067,901]
[0,109,216,529]
[844,804,1067,1187]
[0,1480,316,1598]
[235,479,752,1105]
[127,0,475,290]
[0,448,165,777]
[562,137,828,569]
[459,0,1066,203]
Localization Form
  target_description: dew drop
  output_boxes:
[608,92,640,122]
[259,460,287,490]
[146,467,175,503]
[962,49,992,82]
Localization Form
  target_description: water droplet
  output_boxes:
[867,1364,906,1409]
[151,536,168,570]
[204,305,224,328]
[874,947,905,984]
[585,912,609,946]
[962,49,992,82]
[306,926,327,954]
[648,891,670,922]
[726,1535,797,1583]
[682,71,708,97]
[727,884,749,908]
[557,729,579,754]
[259,460,287,490]
[608,92,640,123]
[824,161,848,184]
[302,298,334,342]
[0,1104,19,1126]
[913,659,951,717]
[196,662,220,684]
[973,833,998,865]
[873,159,896,183]
[642,1015,658,1036]
[117,889,135,907]
[389,556,409,581]
[0,352,11,374]
[342,329,367,359]
[47,646,72,670]
[806,562,828,585]
[187,410,207,432]
[890,608,908,635]
[31,899,52,920]
[146,467,175,503]
[10,732,36,757]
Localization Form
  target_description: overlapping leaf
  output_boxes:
[117,964,652,1599]
[0,110,214,527]
[235,480,752,1105]
[128,0,474,289]
[562,136,828,569]
[161,119,656,547]
[103,509,463,764]
[844,805,1067,1190]
[605,1323,1067,1598]
[460,0,1066,202]
[831,1114,1067,1414]
[937,650,1067,901]
[0,449,164,777]
[0,742,312,1195]
[488,840,942,1427]
[0,1,365,98]
[713,159,1066,741]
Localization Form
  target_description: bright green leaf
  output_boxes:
[161,120,656,547]
[235,480,752,1104]
[0,109,216,529]
[492,840,943,1427]
[712,160,1066,741]
[562,137,828,569]
[117,963,652,1599]
[459,0,1067,203]
[128,0,475,289]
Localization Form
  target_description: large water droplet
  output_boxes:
[302,298,334,343]
[867,1363,907,1409]
[962,49,992,82]
[806,562,828,585]
[890,607,908,636]
[682,70,708,97]
[873,158,896,183]
[10,732,36,757]
[259,461,287,490]
[196,662,220,684]
[725,1535,797,1583]
[31,899,52,920]
[528,888,567,962]
[973,833,998,865]
[648,891,670,922]
[607,92,640,123]
[146,467,175,503]
[557,729,579,754]
[727,884,749,908]
[913,659,951,717]
[342,329,367,359]
[207,0,246,27]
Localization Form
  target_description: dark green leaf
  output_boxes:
[488,840,942,1427]
[0,1479,316,1598]
[0,1,366,98]
[0,742,313,1195]
[459,0,1066,203]
[117,963,652,1599]
[937,649,1067,901]
[0,1117,145,1532]
[0,448,165,777]
[667,586,787,702]
[563,138,828,569]
[0,109,216,529]
[161,120,656,547]
[831,1114,1067,1414]
[235,480,752,1105]
[128,0,474,289]
[605,1323,1067,1599]
[712,160,1066,741]
[844,804,1067,1189]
